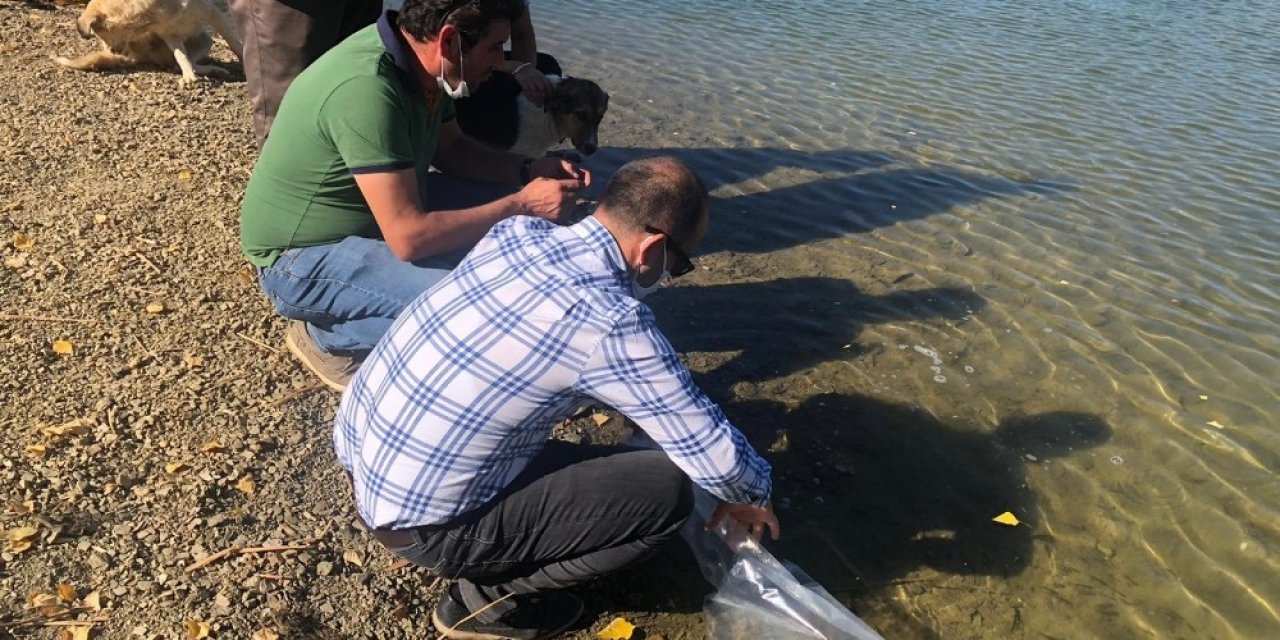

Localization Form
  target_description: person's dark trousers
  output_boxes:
[231,0,382,147]
[386,441,694,623]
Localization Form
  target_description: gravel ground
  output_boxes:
[0,4,709,639]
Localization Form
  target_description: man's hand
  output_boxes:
[706,501,781,543]
[530,156,590,186]
[514,65,554,105]
[517,177,583,223]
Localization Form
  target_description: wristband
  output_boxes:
[519,158,534,185]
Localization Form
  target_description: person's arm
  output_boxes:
[502,8,553,104]
[434,119,591,186]
[576,307,774,507]
[352,168,523,261]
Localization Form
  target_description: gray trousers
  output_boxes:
[230,0,382,146]
[385,442,694,622]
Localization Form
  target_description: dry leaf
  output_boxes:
[83,590,102,611]
[251,631,279,640]
[768,431,790,453]
[61,626,93,640]
[183,619,211,639]
[1198,394,1209,401]
[10,539,34,553]
[992,512,1020,527]
[145,302,166,314]
[165,462,190,474]
[13,232,35,250]
[5,526,38,541]
[52,339,74,356]
[4,254,27,268]
[237,267,255,285]
[342,548,365,568]
[591,412,609,426]
[200,441,225,453]
[597,616,636,639]
[178,169,193,182]
[1207,420,1226,429]
[93,214,108,225]
[26,443,47,457]
[184,353,205,368]
[57,583,76,602]
[236,475,256,496]
[43,418,92,438]
[6,500,36,514]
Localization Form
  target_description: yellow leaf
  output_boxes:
[1198,395,1209,401]
[342,548,365,568]
[52,340,74,356]
[1207,420,1225,429]
[83,590,102,611]
[26,443,47,457]
[61,625,93,640]
[200,441,225,453]
[591,412,609,426]
[165,462,190,474]
[992,512,1020,527]
[13,232,35,250]
[184,353,205,368]
[251,630,280,640]
[236,475,256,496]
[597,617,636,640]
[183,619,211,639]
[93,214,108,225]
[237,267,255,285]
[43,418,92,438]
[145,302,166,314]
[178,169,193,182]
[9,539,33,553]
[768,431,790,453]
[5,526,38,541]
[57,583,76,602]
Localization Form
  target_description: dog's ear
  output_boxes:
[541,85,575,114]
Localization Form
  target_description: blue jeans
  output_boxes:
[258,173,516,355]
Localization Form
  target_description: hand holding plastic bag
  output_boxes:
[683,488,884,640]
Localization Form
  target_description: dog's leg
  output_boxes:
[162,35,200,85]
[189,0,244,62]
[51,50,134,72]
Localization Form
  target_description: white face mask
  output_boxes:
[436,36,469,99]
[631,243,669,300]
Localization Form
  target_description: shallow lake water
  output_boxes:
[534,1,1279,637]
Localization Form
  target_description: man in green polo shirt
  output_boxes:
[240,0,588,391]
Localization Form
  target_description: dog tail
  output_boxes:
[188,0,244,62]
[51,50,134,71]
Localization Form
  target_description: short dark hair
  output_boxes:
[599,156,709,247]
[398,0,527,50]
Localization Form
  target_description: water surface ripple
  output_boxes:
[535,1,1279,637]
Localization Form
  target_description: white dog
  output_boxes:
[53,0,243,85]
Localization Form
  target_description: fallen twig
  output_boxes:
[235,332,281,354]
[186,542,314,574]
[272,381,327,406]
[0,313,95,324]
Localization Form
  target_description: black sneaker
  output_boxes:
[432,584,583,640]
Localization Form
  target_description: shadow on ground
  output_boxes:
[582,146,1071,254]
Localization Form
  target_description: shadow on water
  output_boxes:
[583,146,1070,254]
[648,277,986,398]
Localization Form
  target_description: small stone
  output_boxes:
[316,561,334,577]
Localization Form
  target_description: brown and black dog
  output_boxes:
[456,72,609,160]
[52,0,243,85]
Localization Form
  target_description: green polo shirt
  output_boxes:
[239,13,455,268]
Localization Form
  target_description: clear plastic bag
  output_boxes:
[682,488,884,640]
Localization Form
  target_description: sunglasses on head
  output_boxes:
[644,225,695,278]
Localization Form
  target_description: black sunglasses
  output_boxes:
[644,225,695,278]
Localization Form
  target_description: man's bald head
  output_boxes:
[597,156,709,249]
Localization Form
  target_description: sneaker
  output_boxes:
[432,584,583,640]
[284,320,360,392]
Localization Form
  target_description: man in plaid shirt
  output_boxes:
[335,156,780,639]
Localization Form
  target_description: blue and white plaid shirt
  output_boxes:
[334,215,773,529]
